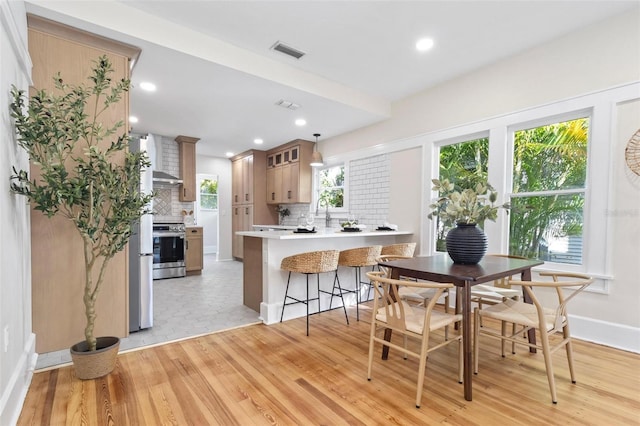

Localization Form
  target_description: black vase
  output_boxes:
[445,223,487,264]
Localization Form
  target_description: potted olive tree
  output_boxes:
[9,56,153,379]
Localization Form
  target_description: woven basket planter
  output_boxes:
[70,336,120,380]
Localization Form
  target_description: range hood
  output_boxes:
[152,170,183,185]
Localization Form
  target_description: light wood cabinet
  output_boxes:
[266,140,313,204]
[185,227,203,274]
[282,162,300,202]
[27,15,141,352]
[232,204,254,259]
[232,154,256,205]
[176,135,199,202]
[231,150,277,259]
[232,157,243,205]
[242,155,254,204]
[266,166,282,203]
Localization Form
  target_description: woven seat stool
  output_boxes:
[338,245,382,321]
[380,242,416,257]
[280,250,349,335]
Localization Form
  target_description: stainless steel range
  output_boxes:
[153,222,186,279]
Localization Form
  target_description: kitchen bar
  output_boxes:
[237,229,413,325]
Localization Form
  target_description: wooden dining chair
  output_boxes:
[470,254,527,354]
[473,271,593,403]
[470,254,526,310]
[378,255,452,340]
[366,271,462,408]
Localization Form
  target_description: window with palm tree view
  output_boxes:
[437,117,588,265]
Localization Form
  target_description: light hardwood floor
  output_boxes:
[18,304,640,425]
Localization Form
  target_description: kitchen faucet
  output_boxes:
[315,198,332,227]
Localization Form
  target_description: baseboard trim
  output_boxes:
[0,333,36,426]
[569,314,639,354]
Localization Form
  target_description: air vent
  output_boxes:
[275,99,301,110]
[271,41,306,59]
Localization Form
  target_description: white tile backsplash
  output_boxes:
[349,154,390,228]
[277,153,391,230]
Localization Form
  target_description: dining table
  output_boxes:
[379,254,544,401]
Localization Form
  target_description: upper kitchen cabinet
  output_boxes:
[266,140,313,204]
[176,135,199,201]
[26,15,141,353]
[232,154,254,205]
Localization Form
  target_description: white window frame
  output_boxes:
[312,162,349,215]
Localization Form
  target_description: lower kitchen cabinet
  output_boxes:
[232,205,254,259]
[186,227,203,275]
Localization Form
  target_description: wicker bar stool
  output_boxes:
[380,242,416,257]
[280,250,349,336]
[338,245,382,321]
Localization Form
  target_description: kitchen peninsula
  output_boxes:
[237,229,413,324]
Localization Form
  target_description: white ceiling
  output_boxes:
[24,1,638,157]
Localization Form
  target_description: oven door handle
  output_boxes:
[153,232,185,238]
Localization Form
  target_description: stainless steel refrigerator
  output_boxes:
[128,135,154,332]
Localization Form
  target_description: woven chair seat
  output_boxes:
[381,242,416,257]
[281,250,339,274]
[338,245,382,267]
[375,301,461,333]
[480,298,562,331]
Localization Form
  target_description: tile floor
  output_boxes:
[35,255,261,370]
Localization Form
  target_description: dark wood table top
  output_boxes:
[380,254,544,286]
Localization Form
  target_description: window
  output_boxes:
[436,137,489,251]
[509,117,588,265]
[199,178,218,210]
[434,118,588,266]
[317,164,345,210]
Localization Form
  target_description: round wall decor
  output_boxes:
[625,129,640,177]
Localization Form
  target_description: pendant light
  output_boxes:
[310,133,324,167]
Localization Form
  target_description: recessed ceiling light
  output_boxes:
[139,81,156,92]
[225,152,234,157]
[295,118,307,126]
[254,138,263,144]
[129,116,138,123]
[416,38,435,52]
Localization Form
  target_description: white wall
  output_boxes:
[389,148,423,253]
[196,155,232,260]
[0,1,36,424]
[322,10,640,351]
[322,11,640,158]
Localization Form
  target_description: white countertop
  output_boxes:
[237,229,412,240]
[252,224,298,230]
